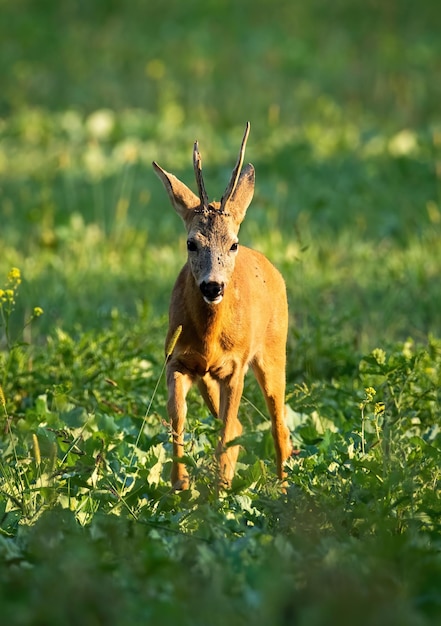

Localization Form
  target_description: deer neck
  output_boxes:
[185,267,236,343]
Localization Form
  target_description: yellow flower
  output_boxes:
[364,387,376,402]
[374,402,385,416]
[33,306,44,317]
[8,267,21,285]
[372,348,386,365]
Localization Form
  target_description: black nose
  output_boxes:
[200,281,224,301]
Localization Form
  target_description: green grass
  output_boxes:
[1,0,441,624]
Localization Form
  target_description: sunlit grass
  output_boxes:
[1,1,441,624]
[1,106,440,345]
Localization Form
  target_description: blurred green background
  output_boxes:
[1,0,440,358]
[2,0,440,123]
[1,3,441,625]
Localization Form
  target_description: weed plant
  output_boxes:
[1,0,441,624]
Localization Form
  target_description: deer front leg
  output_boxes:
[166,364,193,490]
[216,371,244,488]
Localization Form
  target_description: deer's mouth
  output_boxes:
[203,295,223,305]
[200,281,224,304]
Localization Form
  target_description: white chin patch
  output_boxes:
[203,295,223,305]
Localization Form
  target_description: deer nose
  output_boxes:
[200,281,224,303]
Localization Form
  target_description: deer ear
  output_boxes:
[226,163,255,224]
[153,162,200,222]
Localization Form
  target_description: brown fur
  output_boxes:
[153,124,292,489]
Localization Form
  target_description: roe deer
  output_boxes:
[153,122,292,490]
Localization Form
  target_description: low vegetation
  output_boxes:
[1,1,440,624]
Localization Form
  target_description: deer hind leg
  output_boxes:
[252,356,292,483]
[216,372,244,488]
[197,374,220,418]
[166,364,193,490]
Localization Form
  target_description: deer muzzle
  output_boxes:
[200,281,224,304]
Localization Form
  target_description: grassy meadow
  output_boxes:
[1,0,441,624]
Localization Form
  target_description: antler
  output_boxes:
[220,122,250,210]
[193,140,209,209]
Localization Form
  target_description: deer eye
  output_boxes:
[230,242,238,252]
[187,239,197,252]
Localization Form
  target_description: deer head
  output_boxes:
[153,123,255,304]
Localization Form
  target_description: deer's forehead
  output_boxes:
[188,212,238,243]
